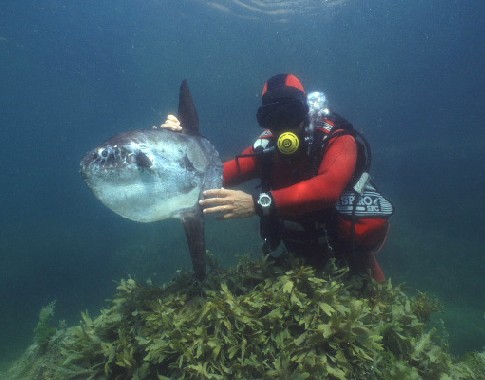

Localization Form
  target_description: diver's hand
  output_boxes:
[154,114,182,131]
[200,188,256,219]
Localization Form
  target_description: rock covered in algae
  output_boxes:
[4,256,485,379]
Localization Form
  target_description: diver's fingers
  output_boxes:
[160,122,182,131]
[206,205,241,220]
[199,197,226,208]
[221,210,237,219]
[202,204,227,215]
[158,114,182,131]
[202,188,230,199]
[167,114,180,124]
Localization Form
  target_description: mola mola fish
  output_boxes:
[80,80,223,280]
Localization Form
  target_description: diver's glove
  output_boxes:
[154,114,182,131]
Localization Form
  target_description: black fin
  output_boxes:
[182,211,206,281]
[178,80,200,135]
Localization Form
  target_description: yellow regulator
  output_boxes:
[277,131,300,155]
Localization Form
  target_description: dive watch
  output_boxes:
[257,192,273,216]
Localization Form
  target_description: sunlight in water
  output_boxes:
[200,0,348,21]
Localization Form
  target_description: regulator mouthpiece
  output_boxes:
[277,131,300,155]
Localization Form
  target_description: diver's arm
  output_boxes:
[156,114,183,131]
[271,134,357,216]
[202,136,356,220]
[223,147,259,187]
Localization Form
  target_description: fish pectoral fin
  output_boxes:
[182,211,206,280]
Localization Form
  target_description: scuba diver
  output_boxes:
[161,73,393,281]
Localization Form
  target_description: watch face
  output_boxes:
[259,194,271,207]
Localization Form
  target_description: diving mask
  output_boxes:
[256,98,308,130]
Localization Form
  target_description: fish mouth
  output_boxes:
[80,144,152,176]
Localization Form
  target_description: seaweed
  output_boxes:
[5,256,485,379]
[33,301,57,353]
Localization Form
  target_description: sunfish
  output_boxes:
[80,80,223,280]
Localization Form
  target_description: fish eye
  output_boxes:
[101,149,108,158]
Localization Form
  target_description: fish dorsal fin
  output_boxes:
[178,80,200,135]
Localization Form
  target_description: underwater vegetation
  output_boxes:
[4,256,485,379]
[33,300,58,353]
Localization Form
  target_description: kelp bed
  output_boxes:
[5,256,485,379]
